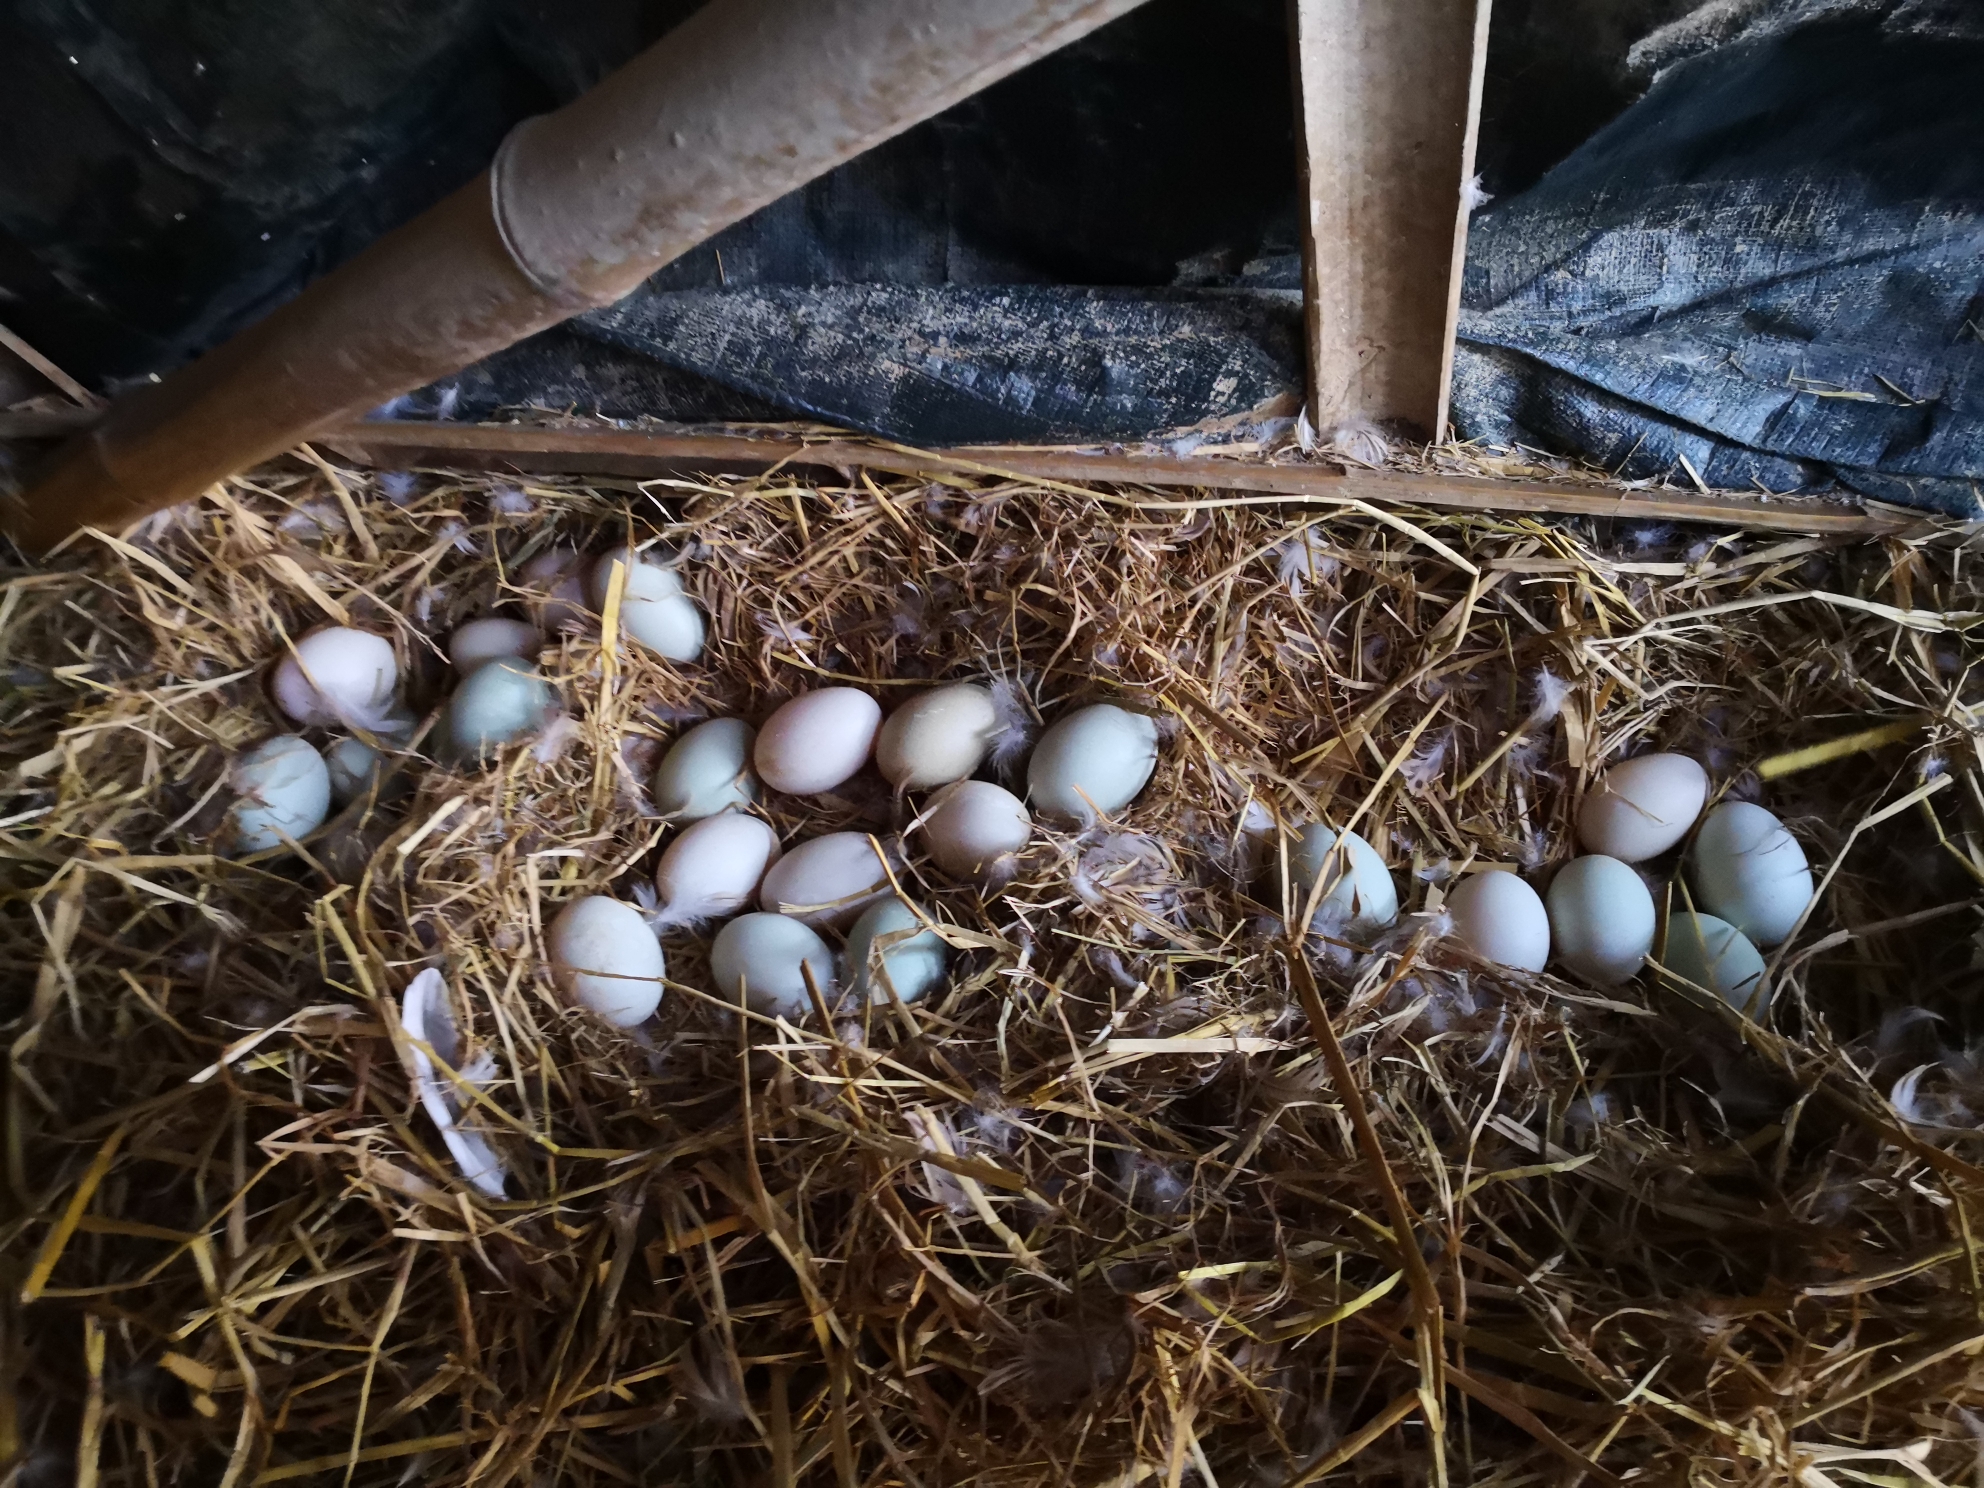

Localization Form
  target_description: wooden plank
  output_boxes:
[1289,0,1493,440]
[318,420,1926,537]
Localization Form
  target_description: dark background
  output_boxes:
[0,0,1698,401]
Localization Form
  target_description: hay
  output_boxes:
[3,454,1983,1488]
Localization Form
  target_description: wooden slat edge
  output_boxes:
[319,421,1933,538]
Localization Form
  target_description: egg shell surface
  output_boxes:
[1688,801,1813,946]
[547,896,666,1026]
[710,912,838,1019]
[845,896,949,1005]
[590,552,705,662]
[922,780,1031,879]
[272,627,398,728]
[228,735,332,854]
[1660,911,1768,1014]
[521,546,589,632]
[755,689,882,796]
[758,832,892,928]
[876,684,998,790]
[1026,704,1159,823]
[449,617,539,673]
[1577,753,1708,862]
[1546,855,1655,985]
[653,812,780,925]
[653,718,759,820]
[322,736,380,807]
[446,659,554,761]
[1283,825,1398,937]
[1448,869,1551,972]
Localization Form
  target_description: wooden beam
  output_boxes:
[318,421,1927,538]
[1289,0,1493,440]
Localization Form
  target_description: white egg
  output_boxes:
[755,689,882,796]
[449,616,539,673]
[1688,802,1813,947]
[758,832,893,928]
[1026,704,1159,824]
[876,684,998,790]
[1281,825,1398,938]
[1660,911,1768,1014]
[446,658,556,761]
[653,718,759,820]
[1447,870,1551,972]
[272,627,399,728]
[1577,753,1708,862]
[589,550,705,662]
[709,912,838,1018]
[520,546,589,633]
[653,812,781,927]
[227,735,332,854]
[845,896,949,1006]
[1545,855,1655,985]
[922,780,1032,880]
[547,896,666,1026]
[322,736,381,806]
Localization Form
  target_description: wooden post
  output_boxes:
[1290,0,1493,441]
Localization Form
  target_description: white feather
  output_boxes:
[399,969,507,1198]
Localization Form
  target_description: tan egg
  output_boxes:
[1447,870,1551,972]
[547,896,665,1027]
[1577,753,1708,862]
[877,683,998,790]
[449,616,539,673]
[754,689,882,796]
[758,832,892,928]
[520,546,589,632]
[652,812,781,927]
[922,781,1032,879]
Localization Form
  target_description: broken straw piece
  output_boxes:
[400,968,507,1198]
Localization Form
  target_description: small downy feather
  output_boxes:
[1529,667,1572,725]
[1327,418,1392,468]
[1402,727,1454,795]
[987,676,1035,773]
[399,969,506,1198]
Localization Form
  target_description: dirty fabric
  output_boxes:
[1453,9,1984,516]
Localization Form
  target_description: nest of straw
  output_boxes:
[4,455,1983,1488]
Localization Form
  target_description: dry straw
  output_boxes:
[3,450,1983,1488]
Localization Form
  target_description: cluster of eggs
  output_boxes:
[551,688,1168,1027]
[224,547,703,857]
[1447,753,1815,1013]
[225,537,1815,1029]
[221,543,1177,1028]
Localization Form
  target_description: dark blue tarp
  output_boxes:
[1452,11,1984,517]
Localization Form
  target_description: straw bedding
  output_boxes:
[3,456,1982,1487]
